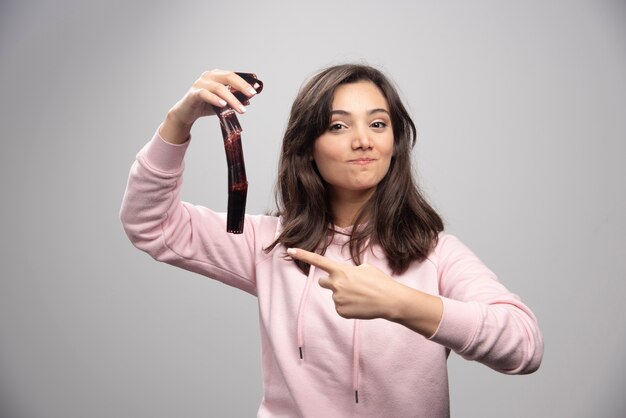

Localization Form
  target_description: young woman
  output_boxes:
[120,64,543,417]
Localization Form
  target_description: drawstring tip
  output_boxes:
[355,390,359,404]
[299,346,303,359]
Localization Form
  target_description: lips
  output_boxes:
[348,158,376,165]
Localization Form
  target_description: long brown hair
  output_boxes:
[266,64,443,274]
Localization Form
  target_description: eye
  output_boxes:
[328,122,347,132]
[371,121,388,129]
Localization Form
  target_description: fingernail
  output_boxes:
[247,87,257,95]
[287,248,296,255]
[238,105,246,113]
[218,99,227,106]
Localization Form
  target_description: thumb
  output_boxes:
[318,276,333,291]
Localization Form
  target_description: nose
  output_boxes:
[351,124,372,150]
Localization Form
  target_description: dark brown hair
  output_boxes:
[266,64,443,274]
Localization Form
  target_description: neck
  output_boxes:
[329,189,374,228]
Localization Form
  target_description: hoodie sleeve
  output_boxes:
[119,130,268,296]
[428,234,543,374]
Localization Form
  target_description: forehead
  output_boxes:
[331,81,389,109]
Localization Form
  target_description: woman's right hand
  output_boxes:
[160,69,260,144]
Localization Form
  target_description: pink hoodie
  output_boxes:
[120,131,543,417]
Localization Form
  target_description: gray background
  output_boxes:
[1,0,625,417]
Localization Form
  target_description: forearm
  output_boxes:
[385,283,444,339]
[119,131,189,250]
[386,282,543,374]
[160,111,193,145]
[428,296,543,374]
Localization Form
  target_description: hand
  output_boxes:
[161,69,260,144]
[287,247,444,336]
[287,247,401,320]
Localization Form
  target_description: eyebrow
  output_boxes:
[331,108,390,116]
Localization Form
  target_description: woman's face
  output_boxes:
[313,81,394,202]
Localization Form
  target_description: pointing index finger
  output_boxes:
[287,248,343,274]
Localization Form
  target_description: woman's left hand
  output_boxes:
[287,247,400,320]
[287,247,443,337]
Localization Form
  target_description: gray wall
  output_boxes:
[1,0,625,417]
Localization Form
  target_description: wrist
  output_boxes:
[161,110,193,144]
[385,284,443,338]
[382,280,408,322]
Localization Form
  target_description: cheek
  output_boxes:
[381,139,395,174]
[313,156,333,181]
[382,136,395,159]
[312,149,328,180]
[312,142,337,169]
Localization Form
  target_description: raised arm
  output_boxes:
[119,70,268,294]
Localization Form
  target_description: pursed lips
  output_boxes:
[347,157,376,165]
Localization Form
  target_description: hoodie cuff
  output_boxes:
[138,128,190,174]
[428,297,481,352]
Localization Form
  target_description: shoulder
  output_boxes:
[244,214,284,246]
[427,232,481,267]
[426,232,499,292]
[430,232,462,257]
